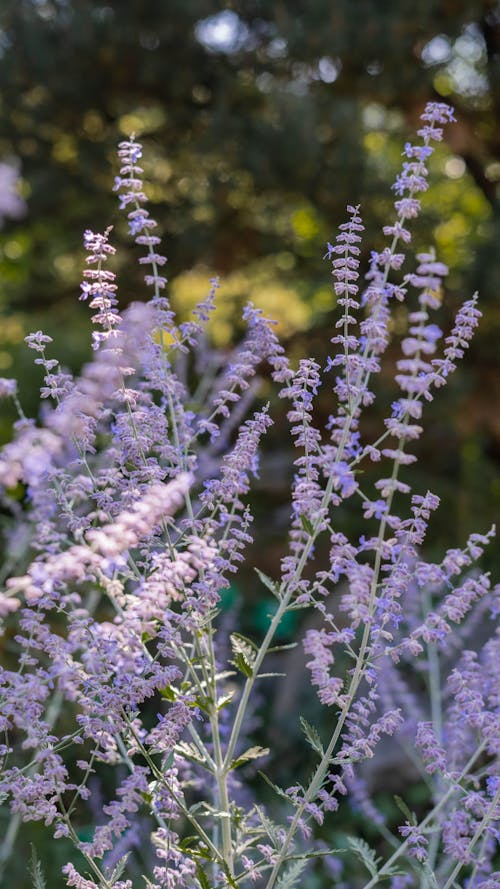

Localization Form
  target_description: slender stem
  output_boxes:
[360,742,487,889]
[465,826,492,889]
[440,784,500,889]
[121,709,223,863]
[58,794,113,889]
[265,424,405,889]
[210,693,234,872]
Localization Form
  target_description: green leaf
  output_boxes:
[300,514,315,535]
[217,692,234,711]
[214,670,237,681]
[347,837,380,878]
[232,651,253,677]
[175,741,208,768]
[268,642,298,652]
[258,771,291,801]
[159,685,176,702]
[255,567,281,598]
[230,631,258,651]
[275,859,307,889]
[230,633,256,677]
[393,795,416,825]
[108,853,130,884]
[195,695,212,714]
[298,849,345,860]
[299,717,324,756]
[29,847,46,889]
[230,745,270,770]
[196,862,211,889]
[179,834,213,860]
[179,834,203,851]
[221,864,240,889]
[254,805,281,844]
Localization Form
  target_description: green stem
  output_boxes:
[121,709,223,864]
[360,742,487,889]
[440,784,500,889]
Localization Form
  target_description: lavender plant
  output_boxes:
[0,102,498,889]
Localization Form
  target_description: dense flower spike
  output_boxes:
[0,100,497,889]
[80,227,121,351]
[114,137,174,338]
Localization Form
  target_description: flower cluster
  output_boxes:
[0,101,497,889]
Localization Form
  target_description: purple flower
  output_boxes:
[415,722,447,775]
[0,377,17,398]
[398,822,428,861]
[80,227,121,350]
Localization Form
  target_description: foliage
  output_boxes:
[1,2,499,570]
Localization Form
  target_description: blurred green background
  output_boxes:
[0,1,499,560]
[0,3,500,884]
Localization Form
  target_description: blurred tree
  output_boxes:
[0,1,497,302]
[0,0,498,540]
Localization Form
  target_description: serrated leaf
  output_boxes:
[300,514,315,536]
[179,834,201,852]
[195,862,211,889]
[347,837,380,878]
[175,741,207,767]
[232,651,253,677]
[179,832,213,860]
[254,805,281,844]
[230,745,270,770]
[188,802,206,815]
[275,859,307,889]
[257,672,286,678]
[393,795,416,825]
[230,631,258,652]
[258,771,291,801]
[230,633,256,677]
[255,567,281,598]
[29,847,46,889]
[195,695,212,714]
[108,852,130,883]
[217,692,234,711]
[162,751,174,771]
[214,670,237,681]
[221,864,240,889]
[268,642,298,652]
[299,717,324,756]
[299,849,345,860]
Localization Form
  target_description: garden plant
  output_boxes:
[0,101,498,888]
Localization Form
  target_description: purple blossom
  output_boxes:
[398,822,428,861]
[415,721,447,775]
[0,377,17,398]
[62,864,100,889]
[303,628,345,707]
[80,228,121,350]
